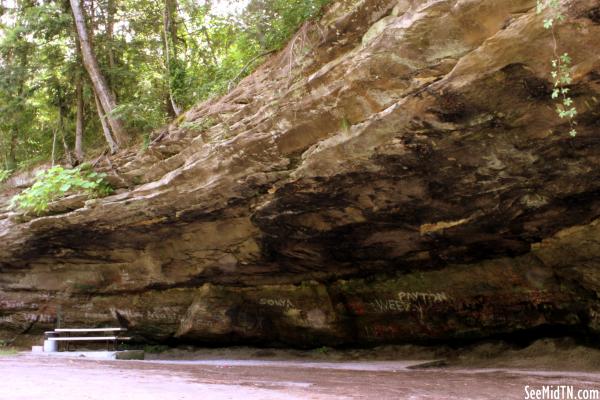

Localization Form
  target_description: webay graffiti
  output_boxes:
[369,291,450,313]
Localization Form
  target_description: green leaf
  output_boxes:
[536,1,545,14]
[10,165,113,216]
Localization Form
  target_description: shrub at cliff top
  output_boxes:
[10,164,112,215]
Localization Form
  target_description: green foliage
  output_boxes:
[173,0,331,103]
[0,1,79,169]
[313,346,331,355]
[243,0,331,51]
[340,117,351,132]
[179,117,216,133]
[143,344,170,354]
[0,347,18,356]
[110,101,167,135]
[0,0,331,169]
[0,339,18,355]
[536,0,565,29]
[141,133,151,151]
[0,169,12,184]
[537,0,578,137]
[10,164,112,215]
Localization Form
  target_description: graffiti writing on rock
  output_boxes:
[397,291,449,304]
[259,298,295,309]
[370,299,409,312]
[369,291,450,313]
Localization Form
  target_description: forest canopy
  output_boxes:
[0,0,330,172]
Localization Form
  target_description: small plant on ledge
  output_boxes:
[0,169,12,185]
[10,164,113,216]
[536,0,578,137]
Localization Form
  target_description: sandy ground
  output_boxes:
[2,343,600,400]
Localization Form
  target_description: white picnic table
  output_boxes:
[44,327,130,351]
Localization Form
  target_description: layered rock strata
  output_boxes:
[1,0,600,347]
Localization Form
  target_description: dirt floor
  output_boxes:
[2,339,600,399]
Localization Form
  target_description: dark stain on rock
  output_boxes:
[522,76,551,100]
[431,92,470,122]
[587,6,600,23]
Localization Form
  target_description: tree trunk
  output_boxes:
[165,91,177,118]
[74,77,85,162]
[7,130,18,171]
[94,94,118,154]
[163,0,182,116]
[201,27,218,65]
[58,104,74,166]
[69,0,130,148]
[51,128,57,167]
[106,0,118,100]
[107,0,116,70]
[165,0,179,59]
[4,12,30,171]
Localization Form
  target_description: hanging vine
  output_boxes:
[536,0,578,137]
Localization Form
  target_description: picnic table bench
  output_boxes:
[44,328,131,351]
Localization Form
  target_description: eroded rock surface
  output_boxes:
[1,0,600,347]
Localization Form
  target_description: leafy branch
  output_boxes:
[537,0,578,137]
[10,164,112,215]
[0,169,12,185]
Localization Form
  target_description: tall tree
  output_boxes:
[0,0,33,170]
[95,94,118,153]
[74,76,85,162]
[1,0,330,169]
[163,0,182,116]
[69,0,130,150]
[106,0,116,73]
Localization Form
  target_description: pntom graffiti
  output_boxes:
[397,291,449,304]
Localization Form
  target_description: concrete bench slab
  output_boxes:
[48,337,131,341]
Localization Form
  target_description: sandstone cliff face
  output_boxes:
[1,0,600,347]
